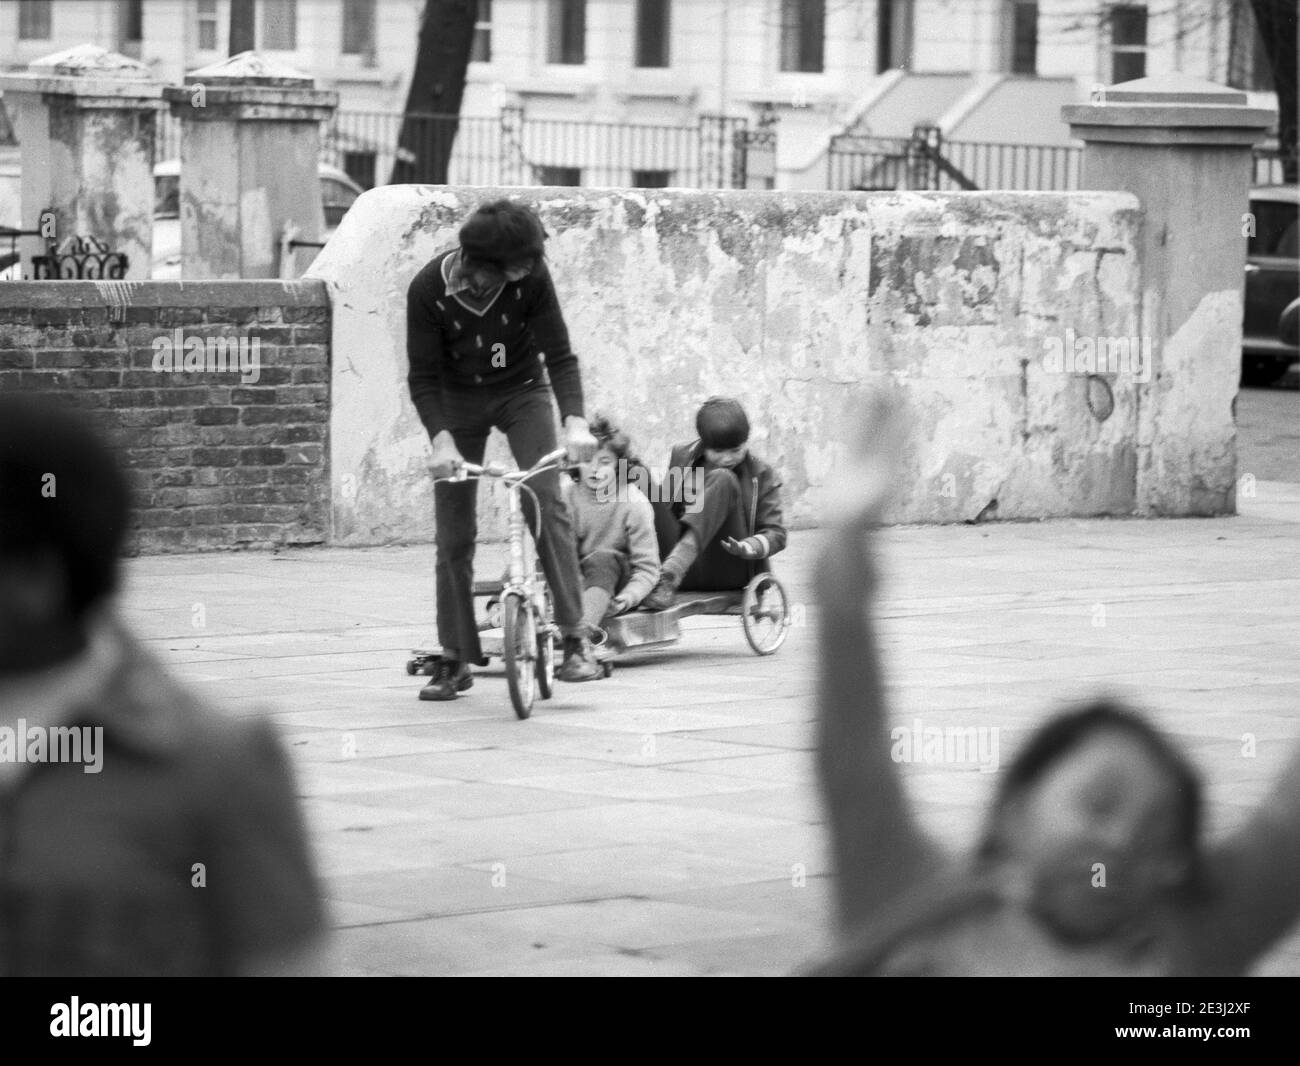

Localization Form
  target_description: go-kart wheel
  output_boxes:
[741,573,790,655]
[405,659,417,676]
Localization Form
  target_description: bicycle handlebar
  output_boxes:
[453,446,571,483]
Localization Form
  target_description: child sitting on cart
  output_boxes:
[641,396,787,610]
[562,415,661,639]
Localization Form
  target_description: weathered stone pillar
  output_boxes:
[0,44,164,281]
[163,52,337,279]
[1063,75,1276,516]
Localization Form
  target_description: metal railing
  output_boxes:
[321,107,757,190]
[1252,145,1289,186]
[157,107,1287,191]
[829,126,1082,192]
[829,124,1288,193]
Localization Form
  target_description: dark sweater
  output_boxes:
[406,249,585,437]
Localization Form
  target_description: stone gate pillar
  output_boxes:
[163,52,337,279]
[1063,75,1276,515]
[0,44,164,281]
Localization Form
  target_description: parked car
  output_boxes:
[152,160,364,279]
[1243,184,1299,385]
[1280,295,1300,349]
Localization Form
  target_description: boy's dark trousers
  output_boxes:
[651,467,751,591]
[433,381,584,664]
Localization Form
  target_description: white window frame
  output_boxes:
[1107,3,1148,84]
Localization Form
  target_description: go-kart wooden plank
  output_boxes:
[604,609,682,650]
[672,591,743,618]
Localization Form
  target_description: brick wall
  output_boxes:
[0,280,331,553]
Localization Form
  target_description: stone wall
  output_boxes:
[0,280,330,552]
[309,185,1147,546]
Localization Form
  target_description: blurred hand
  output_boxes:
[608,594,630,616]
[721,536,763,560]
[429,431,466,480]
[564,416,598,463]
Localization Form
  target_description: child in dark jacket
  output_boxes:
[642,397,787,609]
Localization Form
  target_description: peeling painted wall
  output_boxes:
[309,186,1149,545]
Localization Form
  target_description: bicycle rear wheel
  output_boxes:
[502,592,537,719]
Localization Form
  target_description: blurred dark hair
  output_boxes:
[979,699,1204,891]
[696,396,750,451]
[458,200,547,271]
[0,395,130,619]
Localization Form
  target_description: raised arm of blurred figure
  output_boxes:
[1187,742,1300,974]
[815,396,943,936]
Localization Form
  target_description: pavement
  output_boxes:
[118,481,1300,976]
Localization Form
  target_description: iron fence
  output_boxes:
[829,126,1082,192]
[829,124,1288,193]
[156,107,1285,192]
[1252,146,1289,186]
[321,107,757,190]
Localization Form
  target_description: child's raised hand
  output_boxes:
[820,391,908,530]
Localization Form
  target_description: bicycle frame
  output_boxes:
[455,445,567,610]
[440,447,569,717]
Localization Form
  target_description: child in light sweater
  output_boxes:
[563,415,660,636]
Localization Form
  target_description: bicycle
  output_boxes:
[406,446,569,720]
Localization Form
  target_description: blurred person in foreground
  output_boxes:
[0,395,326,976]
[812,394,1300,976]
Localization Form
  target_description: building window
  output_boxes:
[196,0,219,50]
[1108,4,1147,83]
[632,169,672,188]
[261,0,298,51]
[119,0,144,47]
[547,0,585,65]
[636,0,670,69]
[1006,1,1037,75]
[780,0,825,73]
[537,165,581,186]
[470,0,492,63]
[342,0,376,62]
[18,0,52,40]
[876,0,913,72]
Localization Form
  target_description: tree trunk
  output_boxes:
[1249,0,1298,183]
[229,0,256,55]
[390,0,479,185]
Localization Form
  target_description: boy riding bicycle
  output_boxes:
[406,200,602,700]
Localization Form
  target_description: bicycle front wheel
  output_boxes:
[502,592,537,719]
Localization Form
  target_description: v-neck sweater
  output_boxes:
[406,249,584,437]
